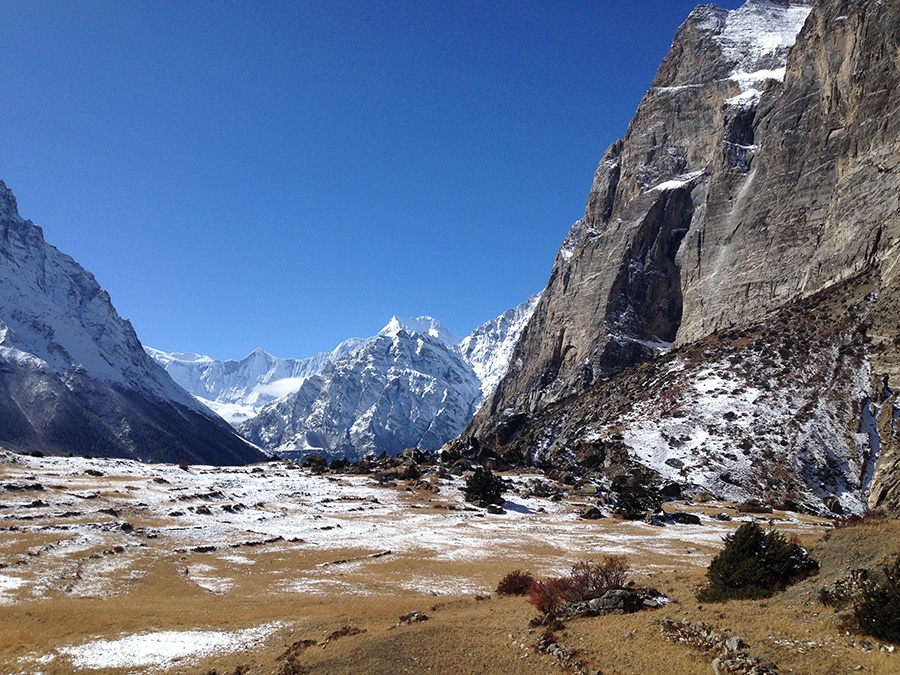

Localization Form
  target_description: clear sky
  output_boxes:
[0,0,743,361]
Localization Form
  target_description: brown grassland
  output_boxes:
[1,454,898,674]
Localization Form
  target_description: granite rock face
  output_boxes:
[464,0,900,514]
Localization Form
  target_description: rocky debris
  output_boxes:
[656,617,777,674]
[323,625,365,644]
[2,482,45,492]
[317,550,392,568]
[562,588,649,617]
[277,639,317,675]
[393,611,428,628]
[228,536,285,549]
[819,569,876,609]
[579,506,605,520]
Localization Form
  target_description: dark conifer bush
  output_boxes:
[462,466,506,504]
[611,487,663,519]
[697,521,818,602]
[854,554,900,645]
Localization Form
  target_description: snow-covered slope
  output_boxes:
[457,294,541,398]
[0,181,263,464]
[238,328,483,461]
[147,337,367,424]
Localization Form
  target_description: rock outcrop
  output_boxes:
[0,181,264,464]
[463,0,900,514]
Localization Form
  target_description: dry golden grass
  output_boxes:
[2,457,899,674]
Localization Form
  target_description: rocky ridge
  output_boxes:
[462,0,900,514]
[0,181,263,464]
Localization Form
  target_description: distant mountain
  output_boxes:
[238,327,482,461]
[150,298,540,460]
[457,294,541,398]
[0,181,263,464]
[146,336,368,424]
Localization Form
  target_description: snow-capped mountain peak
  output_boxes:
[378,316,462,346]
[149,296,540,459]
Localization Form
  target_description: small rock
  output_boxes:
[580,506,605,520]
[589,589,642,615]
[726,635,744,652]
[398,611,428,626]
[668,512,702,525]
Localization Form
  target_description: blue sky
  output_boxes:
[0,0,743,360]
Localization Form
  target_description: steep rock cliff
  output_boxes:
[464,0,900,514]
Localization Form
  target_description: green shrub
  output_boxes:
[854,554,900,645]
[462,466,506,504]
[697,522,818,602]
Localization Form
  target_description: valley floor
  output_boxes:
[0,451,897,674]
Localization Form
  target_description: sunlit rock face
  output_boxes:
[464,0,900,515]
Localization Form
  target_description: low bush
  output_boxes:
[496,570,535,596]
[568,556,630,600]
[462,466,506,504]
[697,522,818,602]
[854,554,900,645]
[526,577,579,614]
[526,556,631,614]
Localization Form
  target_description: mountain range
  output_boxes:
[1,0,898,516]
[149,296,540,460]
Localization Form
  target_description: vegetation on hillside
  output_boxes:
[698,522,818,602]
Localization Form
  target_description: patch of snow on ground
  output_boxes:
[186,563,233,595]
[57,623,282,670]
[0,573,26,603]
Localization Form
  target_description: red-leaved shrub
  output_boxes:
[496,570,536,596]
[526,577,579,614]
[568,556,629,600]
[526,556,631,614]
